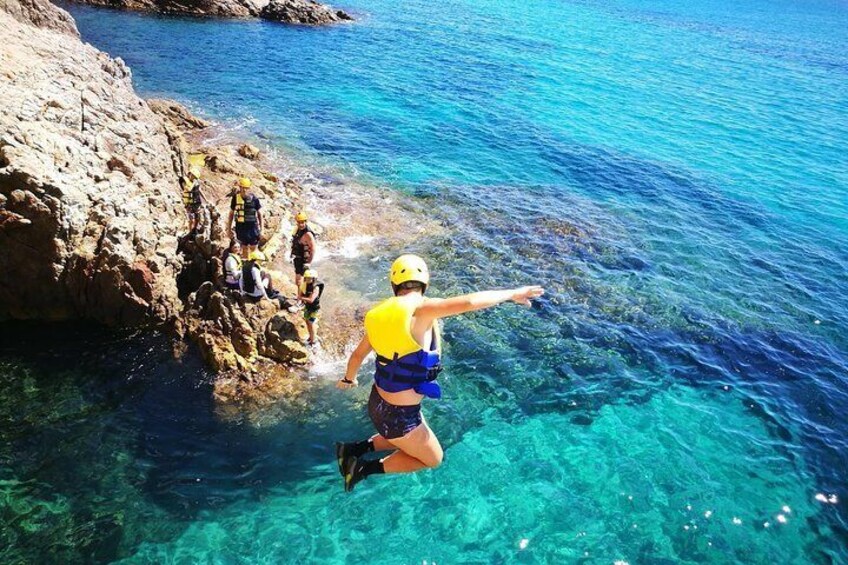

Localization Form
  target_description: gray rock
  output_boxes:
[0,0,78,36]
[260,0,351,25]
[148,99,211,131]
[65,0,268,18]
[62,0,352,23]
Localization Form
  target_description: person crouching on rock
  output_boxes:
[335,254,544,492]
[223,240,242,291]
[239,251,280,303]
[290,211,316,290]
[297,269,324,346]
[228,177,263,258]
[181,165,205,236]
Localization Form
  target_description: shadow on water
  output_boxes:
[0,321,356,563]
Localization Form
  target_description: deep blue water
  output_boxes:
[2,0,847,562]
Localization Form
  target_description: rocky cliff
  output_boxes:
[0,0,184,325]
[0,0,78,36]
[0,0,346,394]
[65,0,352,24]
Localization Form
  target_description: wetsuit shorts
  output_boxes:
[293,257,307,276]
[303,305,320,323]
[368,385,422,439]
[235,223,261,246]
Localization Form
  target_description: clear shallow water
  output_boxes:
[3,0,847,562]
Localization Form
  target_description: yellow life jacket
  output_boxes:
[234,193,259,224]
[181,177,198,207]
[364,296,442,398]
[299,279,325,308]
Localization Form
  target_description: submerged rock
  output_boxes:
[0,2,183,325]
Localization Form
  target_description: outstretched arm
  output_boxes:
[416,286,545,321]
[337,335,373,389]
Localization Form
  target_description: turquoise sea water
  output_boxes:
[2,0,847,562]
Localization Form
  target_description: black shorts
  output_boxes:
[235,224,260,246]
[368,385,422,440]
[293,257,307,276]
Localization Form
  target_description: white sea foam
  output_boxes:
[331,235,375,259]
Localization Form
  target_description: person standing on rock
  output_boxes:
[228,177,263,258]
[297,268,324,346]
[335,254,544,492]
[290,211,316,291]
[181,166,205,235]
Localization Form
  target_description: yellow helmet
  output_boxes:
[303,269,316,279]
[188,166,202,178]
[295,211,308,222]
[238,177,252,188]
[390,254,429,293]
[248,250,266,262]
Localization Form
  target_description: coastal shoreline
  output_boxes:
[0,0,438,412]
[59,0,354,25]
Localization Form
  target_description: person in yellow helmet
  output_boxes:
[290,211,316,290]
[181,165,205,235]
[297,269,324,346]
[227,177,263,258]
[335,254,544,492]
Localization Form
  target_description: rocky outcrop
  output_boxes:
[149,104,317,387]
[68,0,265,18]
[260,0,351,24]
[0,0,353,401]
[182,282,308,373]
[64,0,352,23]
[0,5,184,325]
[147,99,211,132]
[238,143,261,160]
[0,0,78,36]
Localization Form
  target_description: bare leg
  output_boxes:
[383,417,443,473]
[370,434,393,452]
[381,450,430,474]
